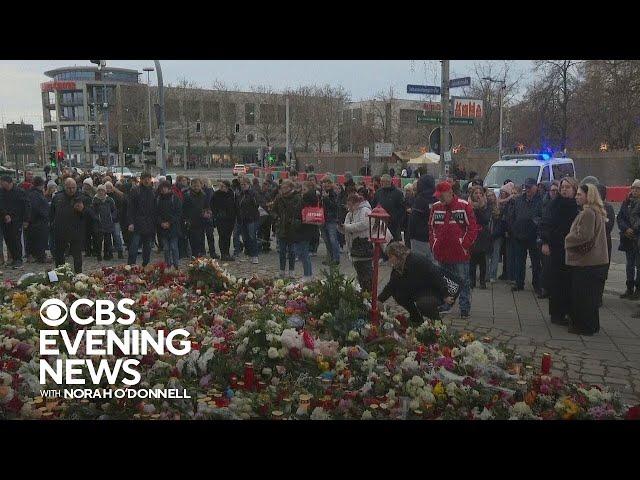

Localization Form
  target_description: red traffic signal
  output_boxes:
[57,151,65,160]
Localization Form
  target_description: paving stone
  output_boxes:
[582,374,605,383]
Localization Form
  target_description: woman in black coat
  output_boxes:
[468,185,491,289]
[540,177,579,324]
[26,178,50,263]
[211,180,237,261]
[379,242,454,324]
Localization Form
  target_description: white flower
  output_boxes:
[478,407,494,420]
[347,330,360,342]
[310,407,330,420]
[361,410,373,420]
[268,347,280,359]
[509,401,533,419]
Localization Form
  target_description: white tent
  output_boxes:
[407,152,440,165]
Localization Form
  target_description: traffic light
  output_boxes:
[50,152,57,168]
[57,151,65,161]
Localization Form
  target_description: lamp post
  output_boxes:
[482,76,506,161]
[368,205,391,326]
[143,67,154,142]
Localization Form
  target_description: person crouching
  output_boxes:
[378,242,455,324]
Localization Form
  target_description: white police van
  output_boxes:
[484,153,576,196]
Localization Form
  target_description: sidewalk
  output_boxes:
[2,246,639,405]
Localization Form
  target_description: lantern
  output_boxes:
[600,143,608,152]
[368,205,390,244]
[516,143,525,153]
[367,205,391,326]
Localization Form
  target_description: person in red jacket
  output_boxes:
[428,181,479,318]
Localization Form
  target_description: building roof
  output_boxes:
[44,66,141,78]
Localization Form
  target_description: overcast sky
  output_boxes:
[0,60,534,129]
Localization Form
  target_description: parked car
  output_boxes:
[25,162,40,170]
[233,164,248,176]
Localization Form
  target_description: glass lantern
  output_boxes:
[368,205,391,244]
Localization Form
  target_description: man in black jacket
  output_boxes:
[50,178,86,273]
[617,180,640,299]
[0,175,31,268]
[127,172,157,266]
[156,181,182,269]
[509,178,543,294]
[25,177,49,263]
[183,178,210,258]
[320,177,340,265]
[372,174,405,242]
[408,174,436,262]
[212,180,237,261]
[378,242,454,324]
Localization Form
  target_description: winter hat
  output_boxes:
[83,177,94,187]
[434,181,452,198]
[631,179,640,189]
[581,175,599,186]
[500,182,515,194]
[47,180,57,190]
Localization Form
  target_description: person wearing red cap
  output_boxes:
[428,181,479,318]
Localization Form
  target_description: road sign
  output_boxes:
[443,151,452,163]
[429,127,453,156]
[450,117,475,126]
[363,146,369,163]
[374,142,394,157]
[417,113,442,124]
[407,84,441,95]
[449,77,471,88]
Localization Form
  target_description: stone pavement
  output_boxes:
[2,239,639,406]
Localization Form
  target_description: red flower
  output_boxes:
[626,405,640,420]
[302,331,315,349]
[289,348,301,360]
[5,394,23,413]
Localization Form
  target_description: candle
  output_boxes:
[230,374,238,389]
[541,353,552,374]
[237,381,245,390]
[244,362,255,390]
[272,410,284,420]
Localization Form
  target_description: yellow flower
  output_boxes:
[433,382,445,396]
[12,292,28,309]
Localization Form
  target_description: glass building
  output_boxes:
[41,66,140,166]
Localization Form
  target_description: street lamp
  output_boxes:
[143,67,154,142]
[482,76,506,161]
[368,205,391,327]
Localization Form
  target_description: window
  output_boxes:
[541,165,550,182]
[277,105,286,125]
[63,126,85,141]
[400,109,419,126]
[484,165,541,188]
[246,133,255,143]
[552,162,575,180]
[260,104,275,124]
[225,103,237,123]
[61,91,83,104]
[203,101,220,122]
[245,103,255,125]
[185,100,200,122]
[50,110,58,122]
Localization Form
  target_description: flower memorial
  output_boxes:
[0,259,637,420]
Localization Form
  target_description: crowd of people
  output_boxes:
[0,165,625,336]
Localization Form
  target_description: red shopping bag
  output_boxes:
[302,201,325,225]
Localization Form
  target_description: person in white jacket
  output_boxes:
[340,193,373,292]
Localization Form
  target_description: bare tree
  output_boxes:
[164,78,202,169]
[250,86,284,151]
[532,60,582,150]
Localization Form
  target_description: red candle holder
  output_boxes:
[244,362,255,390]
[230,374,238,389]
[541,353,552,375]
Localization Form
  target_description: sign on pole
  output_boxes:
[450,117,475,126]
[363,146,370,163]
[417,114,442,125]
[443,151,452,163]
[374,142,394,157]
[452,98,483,118]
[407,84,441,95]
[449,77,471,88]
[429,127,453,156]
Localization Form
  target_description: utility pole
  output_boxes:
[482,76,506,161]
[154,60,166,176]
[143,67,154,141]
[439,60,450,179]
[285,96,290,169]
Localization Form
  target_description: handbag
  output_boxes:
[436,264,463,302]
[302,201,325,225]
[351,237,373,258]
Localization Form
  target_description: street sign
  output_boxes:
[450,117,475,126]
[417,113,441,124]
[429,128,453,156]
[374,142,394,157]
[363,146,369,163]
[453,98,483,118]
[449,77,471,88]
[407,84,441,95]
[443,151,452,163]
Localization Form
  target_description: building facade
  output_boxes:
[41,65,343,168]
[41,66,141,167]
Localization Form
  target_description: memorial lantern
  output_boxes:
[368,205,390,244]
[368,205,391,326]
